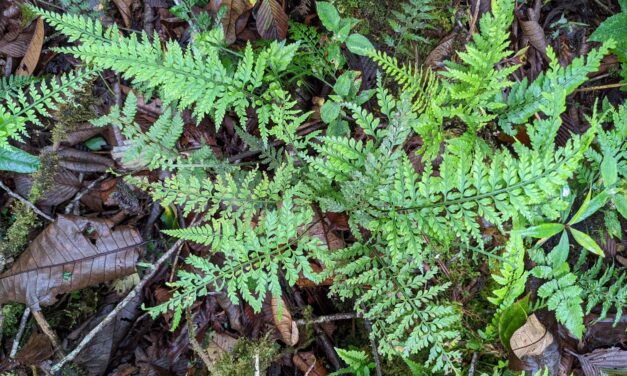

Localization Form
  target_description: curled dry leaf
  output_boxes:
[271,296,299,346]
[112,0,134,28]
[210,0,255,44]
[56,147,115,172]
[293,351,328,376]
[16,17,44,76]
[0,215,143,310]
[0,22,34,57]
[256,0,288,40]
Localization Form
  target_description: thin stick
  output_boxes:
[31,310,64,358]
[363,318,383,376]
[50,239,184,373]
[576,82,627,93]
[0,181,53,221]
[64,175,107,214]
[296,312,361,326]
[10,307,31,358]
[0,304,4,346]
[468,352,478,376]
[186,306,212,370]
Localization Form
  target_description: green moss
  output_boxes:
[1,303,26,338]
[0,203,39,257]
[213,335,279,376]
[330,0,396,38]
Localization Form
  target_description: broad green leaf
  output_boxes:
[333,71,354,97]
[346,33,374,56]
[548,231,570,268]
[321,101,341,123]
[498,295,529,351]
[0,145,39,173]
[568,190,609,225]
[601,153,618,187]
[569,227,604,257]
[589,15,627,60]
[327,119,350,137]
[316,2,341,33]
[615,192,627,219]
[519,223,564,238]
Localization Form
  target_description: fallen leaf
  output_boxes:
[16,18,44,75]
[112,0,134,28]
[15,168,82,206]
[511,314,560,375]
[15,332,53,365]
[256,0,288,40]
[0,23,33,57]
[0,215,143,310]
[570,347,627,376]
[206,333,238,364]
[271,296,299,346]
[210,0,255,44]
[69,294,142,376]
[293,352,328,376]
[56,147,115,172]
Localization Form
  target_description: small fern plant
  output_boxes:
[0,69,94,172]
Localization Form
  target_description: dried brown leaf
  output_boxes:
[15,18,43,76]
[256,0,288,40]
[572,348,627,376]
[271,296,299,346]
[15,168,82,206]
[293,352,328,376]
[210,0,254,44]
[206,333,238,364]
[0,215,142,310]
[511,314,554,359]
[112,0,133,28]
[70,294,142,376]
[57,147,115,172]
[15,332,53,365]
[0,24,33,57]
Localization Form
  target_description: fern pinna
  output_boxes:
[31,0,619,372]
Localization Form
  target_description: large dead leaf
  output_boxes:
[15,17,43,75]
[0,215,142,310]
[56,147,115,172]
[256,0,288,40]
[112,0,133,28]
[210,0,255,44]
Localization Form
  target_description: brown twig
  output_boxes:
[50,239,185,373]
[31,310,64,358]
[10,307,31,358]
[296,312,361,326]
[0,181,54,221]
[363,317,383,376]
[64,175,107,214]
[468,352,478,376]
[576,82,627,93]
[186,306,213,370]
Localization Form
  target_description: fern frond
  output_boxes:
[0,69,95,148]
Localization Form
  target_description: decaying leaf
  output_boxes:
[206,332,238,364]
[16,17,44,76]
[15,332,54,365]
[271,296,299,346]
[56,147,115,172]
[112,0,134,28]
[571,347,627,376]
[511,314,560,374]
[0,215,143,310]
[15,168,82,206]
[70,294,142,376]
[210,0,255,44]
[293,351,328,376]
[256,0,288,40]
